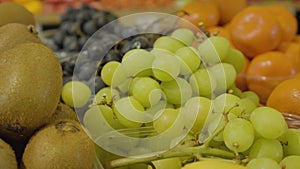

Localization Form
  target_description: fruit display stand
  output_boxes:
[1,1,300,169]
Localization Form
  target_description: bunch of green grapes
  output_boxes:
[71,27,300,169]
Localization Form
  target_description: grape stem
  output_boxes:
[109,145,235,168]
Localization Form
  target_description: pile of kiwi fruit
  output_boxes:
[0,2,95,169]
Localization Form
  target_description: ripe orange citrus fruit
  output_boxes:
[178,0,220,28]
[276,41,300,72]
[246,51,297,104]
[265,4,298,42]
[230,6,282,58]
[212,0,247,25]
[267,78,300,116]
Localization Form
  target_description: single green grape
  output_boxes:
[250,106,288,139]
[197,36,230,64]
[209,62,237,92]
[83,105,124,137]
[223,48,246,74]
[153,36,186,53]
[153,108,179,134]
[101,61,121,86]
[171,28,195,46]
[246,158,281,169]
[213,93,242,115]
[175,46,201,75]
[240,91,260,106]
[182,96,212,134]
[280,155,300,169]
[94,87,120,105]
[61,81,91,108]
[113,96,145,128]
[279,129,300,156]
[152,49,181,82]
[121,49,155,77]
[161,77,192,105]
[249,138,283,162]
[223,118,255,152]
[131,77,162,107]
[189,68,217,98]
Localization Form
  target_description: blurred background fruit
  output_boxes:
[267,77,300,117]
[246,51,297,103]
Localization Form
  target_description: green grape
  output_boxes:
[280,155,300,169]
[153,36,186,53]
[175,46,201,75]
[121,49,155,77]
[189,68,217,98]
[113,96,145,128]
[161,77,192,105]
[209,62,237,92]
[223,118,255,152]
[115,78,132,95]
[227,84,242,97]
[240,91,260,106]
[152,49,181,82]
[250,107,288,139]
[171,28,195,46]
[213,93,242,115]
[122,49,148,61]
[94,87,120,105]
[239,98,257,119]
[249,138,283,162]
[197,36,230,64]
[111,62,129,87]
[61,81,91,108]
[182,96,212,134]
[279,129,300,156]
[222,48,246,73]
[246,158,281,169]
[145,100,166,118]
[100,61,121,86]
[83,105,124,137]
[130,77,162,107]
[148,158,182,169]
[153,108,179,134]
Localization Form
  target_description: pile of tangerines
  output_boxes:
[178,0,300,119]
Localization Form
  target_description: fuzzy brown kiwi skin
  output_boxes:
[46,102,79,124]
[0,23,41,54]
[0,2,35,27]
[0,138,18,169]
[0,42,62,141]
[22,120,95,169]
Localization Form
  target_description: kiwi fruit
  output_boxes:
[22,120,95,169]
[0,2,35,27]
[0,138,18,169]
[0,23,41,54]
[47,102,79,124]
[0,42,62,140]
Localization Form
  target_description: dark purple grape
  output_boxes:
[101,49,121,66]
[52,31,65,47]
[121,35,150,54]
[87,41,107,61]
[83,20,98,36]
[76,11,91,24]
[63,36,79,52]
[78,35,89,49]
[76,62,97,81]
